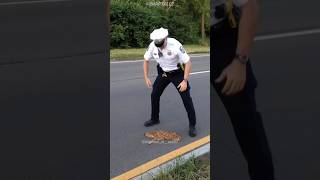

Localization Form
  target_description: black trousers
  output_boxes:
[211,22,275,180]
[151,65,196,126]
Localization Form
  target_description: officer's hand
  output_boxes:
[177,80,187,92]
[215,59,246,96]
[145,77,152,88]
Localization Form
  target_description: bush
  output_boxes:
[110,0,203,48]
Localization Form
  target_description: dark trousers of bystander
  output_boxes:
[211,20,275,180]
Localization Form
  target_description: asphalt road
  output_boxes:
[212,0,320,180]
[0,0,106,64]
[110,55,210,177]
[0,1,108,179]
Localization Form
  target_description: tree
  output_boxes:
[188,0,210,40]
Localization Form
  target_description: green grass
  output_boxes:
[110,44,209,61]
[154,154,210,180]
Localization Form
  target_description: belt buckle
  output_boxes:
[162,72,167,78]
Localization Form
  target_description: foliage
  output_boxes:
[155,155,210,180]
[110,0,210,48]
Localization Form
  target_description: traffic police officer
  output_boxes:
[212,0,275,179]
[143,27,197,137]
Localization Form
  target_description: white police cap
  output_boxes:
[150,27,169,42]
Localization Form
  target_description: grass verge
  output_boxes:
[110,44,209,61]
[154,153,210,180]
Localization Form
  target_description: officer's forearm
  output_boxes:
[143,60,149,79]
[236,0,258,56]
[184,60,191,80]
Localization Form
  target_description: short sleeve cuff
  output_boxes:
[144,54,150,61]
[181,54,190,64]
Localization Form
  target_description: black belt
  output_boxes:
[212,19,238,39]
[212,18,238,31]
[157,64,183,78]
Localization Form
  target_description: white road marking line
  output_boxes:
[0,0,70,6]
[111,70,209,83]
[190,70,210,75]
[255,28,320,41]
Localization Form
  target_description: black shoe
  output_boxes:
[144,119,160,127]
[189,125,197,137]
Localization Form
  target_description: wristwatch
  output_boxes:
[235,54,249,65]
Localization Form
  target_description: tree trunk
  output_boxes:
[201,12,205,40]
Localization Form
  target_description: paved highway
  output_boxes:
[110,55,210,177]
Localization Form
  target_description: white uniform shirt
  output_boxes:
[211,0,248,25]
[144,38,190,72]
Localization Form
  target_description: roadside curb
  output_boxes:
[110,53,210,63]
[111,136,210,180]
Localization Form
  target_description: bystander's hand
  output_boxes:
[215,59,246,96]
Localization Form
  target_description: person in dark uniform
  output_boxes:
[212,0,275,179]
[143,27,197,137]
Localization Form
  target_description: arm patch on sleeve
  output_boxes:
[179,46,186,54]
